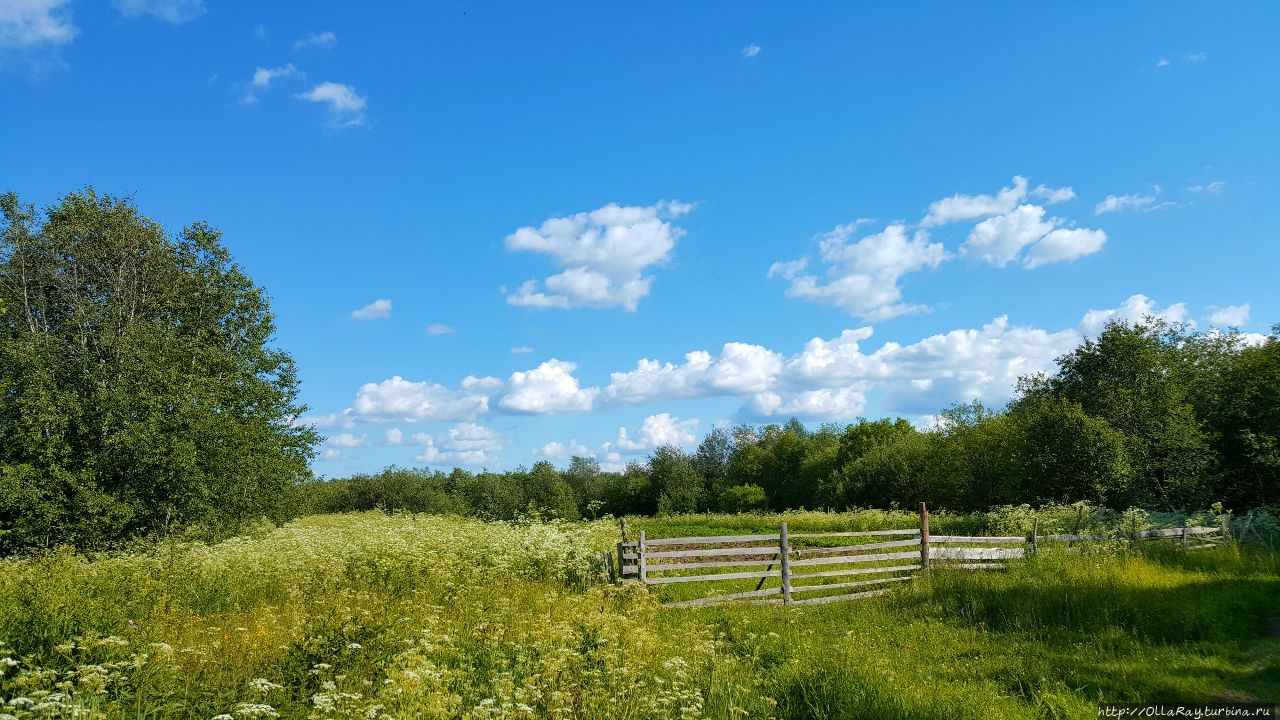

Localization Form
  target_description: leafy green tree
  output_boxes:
[1204,328,1280,506]
[523,461,580,519]
[1024,320,1217,509]
[718,484,769,513]
[648,446,703,514]
[1005,397,1132,505]
[818,418,918,508]
[0,190,318,551]
[563,455,603,512]
[694,426,733,503]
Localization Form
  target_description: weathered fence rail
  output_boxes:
[605,504,1232,607]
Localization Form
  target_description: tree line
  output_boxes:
[2,190,1277,553]
[296,319,1280,522]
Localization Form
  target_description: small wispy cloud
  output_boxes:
[251,63,300,88]
[1155,58,1170,68]
[511,346,534,355]
[241,63,302,105]
[742,44,761,59]
[1094,193,1155,215]
[352,298,392,320]
[1187,181,1225,194]
[112,0,205,24]
[0,0,77,50]
[296,81,367,127]
[1094,188,1174,215]
[294,30,336,51]
[426,323,455,335]
[1186,52,1207,62]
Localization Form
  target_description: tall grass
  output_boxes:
[0,511,1276,719]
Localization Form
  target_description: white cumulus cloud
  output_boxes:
[603,342,783,404]
[607,413,700,454]
[505,201,691,311]
[769,222,947,320]
[296,81,367,127]
[1030,184,1076,204]
[326,432,367,448]
[1023,228,1107,268]
[415,423,502,465]
[353,376,491,422]
[1080,294,1190,336]
[961,204,1056,266]
[538,440,594,460]
[747,387,868,419]
[351,298,391,320]
[1209,304,1250,327]
[922,176,1028,227]
[498,360,598,414]
[426,323,455,335]
[742,44,761,58]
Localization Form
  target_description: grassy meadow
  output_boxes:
[0,510,1277,719]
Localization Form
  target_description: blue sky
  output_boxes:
[3,1,1277,475]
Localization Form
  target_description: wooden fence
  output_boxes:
[604,503,1231,608]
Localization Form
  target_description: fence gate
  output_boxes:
[609,504,1231,609]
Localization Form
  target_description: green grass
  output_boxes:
[0,511,1276,719]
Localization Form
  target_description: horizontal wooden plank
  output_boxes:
[1187,543,1221,550]
[789,529,920,538]
[647,558,778,573]
[1137,528,1187,538]
[644,545,782,559]
[789,564,920,581]
[931,547,1024,560]
[642,533,779,546]
[791,589,890,605]
[1184,526,1220,536]
[944,563,1007,570]
[622,553,639,560]
[1040,533,1111,542]
[791,551,921,568]
[931,536,1026,544]
[795,539,920,555]
[790,576,912,594]
[645,569,781,585]
[663,587,783,608]
[621,566,639,575]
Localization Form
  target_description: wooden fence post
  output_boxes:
[779,521,793,605]
[638,530,648,585]
[619,517,629,542]
[1220,514,1232,545]
[919,502,930,572]
[1028,517,1039,556]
